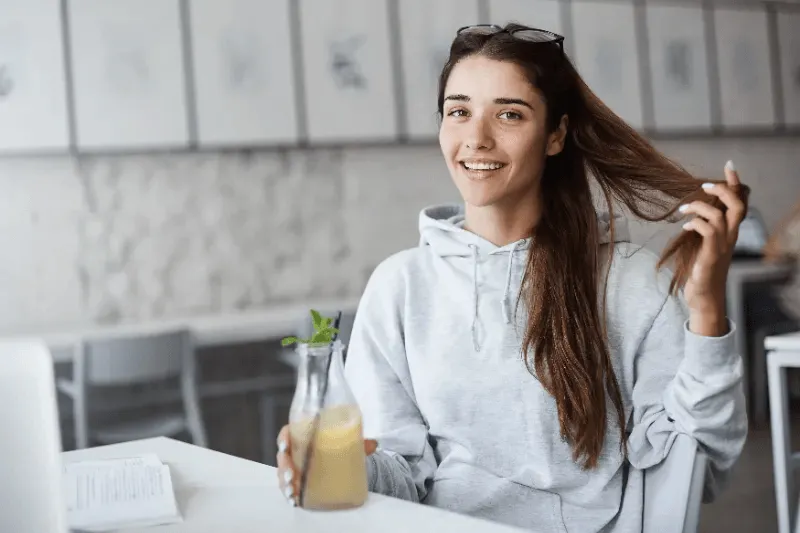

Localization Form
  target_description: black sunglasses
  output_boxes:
[456,24,565,53]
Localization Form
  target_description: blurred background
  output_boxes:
[1,0,799,531]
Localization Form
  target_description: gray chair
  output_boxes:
[643,434,708,533]
[56,328,207,449]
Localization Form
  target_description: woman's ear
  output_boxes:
[546,115,569,156]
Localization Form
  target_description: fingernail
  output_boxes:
[701,182,715,190]
[678,204,689,213]
[283,469,293,484]
[682,222,693,230]
[278,440,287,454]
[725,160,736,172]
[284,486,294,501]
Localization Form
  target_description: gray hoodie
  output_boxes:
[344,204,747,532]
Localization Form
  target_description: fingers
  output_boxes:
[682,217,716,239]
[680,201,726,236]
[276,425,299,507]
[278,424,290,451]
[724,160,741,186]
[680,161,746,243]
[277,450,298,506]
[365,439,378,456]
[682,217,721,260]
[701,182,746,236]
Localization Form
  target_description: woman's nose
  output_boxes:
[465,116,494,151]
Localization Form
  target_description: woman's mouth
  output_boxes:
[460,160,507,178]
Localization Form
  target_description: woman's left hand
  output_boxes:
[680,161,747,336]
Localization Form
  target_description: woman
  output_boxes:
[277,24,748,532]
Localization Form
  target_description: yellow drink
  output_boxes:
[290,404,368,510]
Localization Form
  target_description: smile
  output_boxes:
[460,160,507,171]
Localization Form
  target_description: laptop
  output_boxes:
[0,339,69,533]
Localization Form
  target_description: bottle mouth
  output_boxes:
[297,340,346,356]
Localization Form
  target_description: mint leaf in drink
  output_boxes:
[281,309,339,348]
[281,336,299,347]
[312,331,333,345]
[311,309,323,329]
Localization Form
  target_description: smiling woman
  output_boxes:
[276,23,749,533]
[439,56,560,238]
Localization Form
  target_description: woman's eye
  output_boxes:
[447,109,467,117]
[499,111,522,120]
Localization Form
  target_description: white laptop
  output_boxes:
[0,339,69,533]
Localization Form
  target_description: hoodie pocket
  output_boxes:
[428,470,569,533]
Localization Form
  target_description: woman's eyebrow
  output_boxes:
[444,94,534,110]
[494,97,533,110]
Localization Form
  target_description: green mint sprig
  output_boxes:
[281,309,339,347]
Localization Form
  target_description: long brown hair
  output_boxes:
[437,25,749,469]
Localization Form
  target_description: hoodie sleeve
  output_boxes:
[626,291,748,500]
[343,257,437,503]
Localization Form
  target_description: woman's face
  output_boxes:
[439,55,564,209]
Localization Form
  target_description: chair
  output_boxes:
[643,434,708,533]
[753,321,800,426]
[0,340,70,533]
[56,328,207,449]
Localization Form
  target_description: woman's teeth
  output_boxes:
[462,162,504,170]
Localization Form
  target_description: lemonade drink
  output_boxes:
[290,404,368,510]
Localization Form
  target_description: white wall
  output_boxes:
[0,136,797,332]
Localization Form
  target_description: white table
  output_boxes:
[0,297,360,363]
[766,331,800,533]
[63,437,524,533]
[726,261,792,412]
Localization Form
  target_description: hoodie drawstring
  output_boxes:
[469,242,520,351]
[470,245,480,352]
[501,241,519,324]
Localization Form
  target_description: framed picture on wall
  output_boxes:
[188,0,299,146]
[645,3,712,132]
[570,0,644,130]
[0,0,69,153]
[713,6,776,130]
[68,0,190,151]
[298,0,398,143]
[776,8,800,128]
[397,0,481,140]
[487,0,563,35]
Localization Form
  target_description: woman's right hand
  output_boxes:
[276,424,378,506]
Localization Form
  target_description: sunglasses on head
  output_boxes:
[456,24,565,53]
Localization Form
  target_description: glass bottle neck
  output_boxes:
[296,341,346,410]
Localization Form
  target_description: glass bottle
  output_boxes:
[288,340,368,510]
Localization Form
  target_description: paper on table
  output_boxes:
[63,455,181,532]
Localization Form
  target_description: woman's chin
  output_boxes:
[460,190,508,208]
[453,176,512,208]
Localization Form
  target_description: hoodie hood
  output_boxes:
[417,204,631,351]
[418,203,630,254]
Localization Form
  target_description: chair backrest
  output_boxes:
[643,434,708,533]
[0,340,69,533]
[77,328,192,386]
